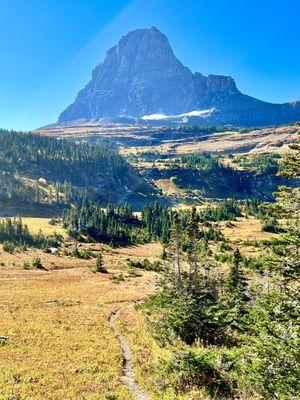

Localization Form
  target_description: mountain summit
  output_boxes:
[58,27,300,127]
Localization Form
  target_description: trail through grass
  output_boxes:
[109,308,152,400]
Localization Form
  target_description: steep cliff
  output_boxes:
[59,27,300,127]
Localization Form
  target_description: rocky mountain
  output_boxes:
[58,27,300,127]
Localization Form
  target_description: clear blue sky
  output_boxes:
[1,0,299,130]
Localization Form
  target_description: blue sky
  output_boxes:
[1,0,299,130]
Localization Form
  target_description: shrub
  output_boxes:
[32,257,44,270]
[95,253,107,273]
[3,241,15,253]
[160,347,240,398]
[127,268,142,278]
[80,249,93,259]
[110,274,125,284]
[22,261,31,270]
[219,241,231,252]
[71,245,93,259]
[217,252,233,264]
[261,217,279,233]
[126,258,162,272]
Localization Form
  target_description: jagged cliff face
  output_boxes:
[59,27,196,120]
[59,27,300,127]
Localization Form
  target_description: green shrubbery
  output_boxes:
[70,245,93,259]
[126,258,162,272]
[95,252,107,273]
[142,135,300,400]
[3,240,15,253]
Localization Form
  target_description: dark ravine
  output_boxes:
[59,27,300,127]
[109,308,152,400]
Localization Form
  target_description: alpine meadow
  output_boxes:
[0,2,299,400]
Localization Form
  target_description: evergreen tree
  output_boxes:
[226,248,247,293]
[95,252,107,273]
[169,212,183,290]
[240,137,300,398]
[186,206,201,277]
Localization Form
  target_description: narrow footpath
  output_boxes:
[109,308,152,400]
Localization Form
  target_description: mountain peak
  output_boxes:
[112,26,176,65]
[58,28,300,127]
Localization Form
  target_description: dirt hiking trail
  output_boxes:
[109,308,152,400]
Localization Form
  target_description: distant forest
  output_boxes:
[0,129,296,218]
[148,151,291,199]
[0,129,156,213]
[62,199,250,246]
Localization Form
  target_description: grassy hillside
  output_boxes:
[0,130,159,215]
[131,151,295,202]
[39,122,300,154]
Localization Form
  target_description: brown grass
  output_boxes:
[22,217,67,237]
[0,211,274,399]
[222,216,278,243]
[0,243,160,400]
[39,123,299,156]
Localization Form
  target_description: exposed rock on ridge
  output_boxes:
[59,27,300,127]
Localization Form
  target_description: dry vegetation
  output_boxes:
[0,228,162,400]
[0,213,278,400]
[37,123,299,156]
[21,217,67,237]
[222,216,278,242]
[155,178,195,201]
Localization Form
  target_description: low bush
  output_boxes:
[261,217,280,233]
[95,253,108,273]
[71,245,93,259]
[3,241,15,254]
[127,268,142,278]
[110,274,125,284]
[126,258,162,272]
[32,257,45,270]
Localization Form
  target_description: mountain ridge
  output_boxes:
[58,27,300,127]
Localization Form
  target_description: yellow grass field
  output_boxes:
[0,215,274,400]
[0,242,164,400]
[222,216,278,243]
[21,217,67,237]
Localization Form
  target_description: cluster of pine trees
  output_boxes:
[63,201,227,246]
[0,218,60,249]
[0,174,86,208]
[142,203,172,243]
[198,198,241,222]
[167,152,222,171]
[142,139,299,399]
[235,153,280,175]
[63,202,146,245]
[152,152,251,198]
[63,202,173,245]
[0,130,128,185]
[151,151,291,200]
[0,129,152,210]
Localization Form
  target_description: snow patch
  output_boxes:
[141,113,171,120]
[141,108,215,121]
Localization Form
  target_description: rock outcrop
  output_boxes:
[58,27,300,127]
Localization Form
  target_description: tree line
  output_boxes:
[0,218,61,249]
[0,129,152,210]
[62,200,231,246]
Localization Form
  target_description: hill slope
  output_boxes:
[0,130,158,215]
